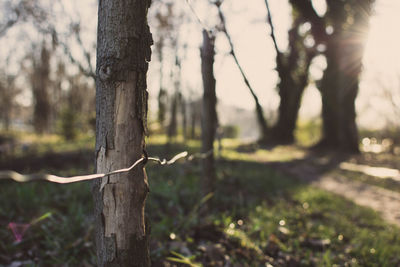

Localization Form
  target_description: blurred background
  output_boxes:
[1,0,400,266]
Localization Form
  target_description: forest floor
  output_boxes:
[1,133,400,266]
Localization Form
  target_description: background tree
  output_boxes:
[167,55,181,141]
[30,42,52,134]
[92,0,152,265]
[293,0,375,152]
[0,72,19,130]
[180,91,188,139]
[265,0,317,144]
[190,98,202,139]
[322,0,374,152]
[153,3,174,128]
[201,29,218,199]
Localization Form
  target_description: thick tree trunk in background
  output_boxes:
[319,33,362,152]
[32,44,51,134]
[291,0,374,152]
[265,2,315,144]
[270,52,314,144]
[201,30,217,198]
[92,0,152,266]
[271,83,304,143]
[317,1,373,153]
[318,41,341,149]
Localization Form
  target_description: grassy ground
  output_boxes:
[1,133,400,266]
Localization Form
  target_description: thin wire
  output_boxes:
[0,150,212,184]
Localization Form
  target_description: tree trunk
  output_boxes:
[319,36,361,152]
[92,0,152,266]
[317,1,373,152]
[265,4,315,144]
[271,83,304,144]
[0,80,12,131]
[32,43,51,134]
[167,92,178,140]
[318,39,341,149]
[167,57,181,141]
[190,102,197,139]
[157,39,167,127]
[271,51,314,144]
[201,30,217,198]
[158,88,167,127]
[180,94,188,140]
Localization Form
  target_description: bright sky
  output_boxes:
[1,0,400,129]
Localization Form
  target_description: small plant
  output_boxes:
[167,251,202,267]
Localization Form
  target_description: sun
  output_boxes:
[364,1,400,72]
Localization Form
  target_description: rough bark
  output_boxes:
[201,30,217,198]
[92,0,152,266]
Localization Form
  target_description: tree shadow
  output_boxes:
[263,149,352,183]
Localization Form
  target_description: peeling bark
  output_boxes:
[92,0,152,266]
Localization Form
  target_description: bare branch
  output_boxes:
[58,37,96,79]
[216,3,269,135]
[0,17,18,38]
[264,0,284,68]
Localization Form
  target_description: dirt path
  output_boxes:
[312,174,400,226]
[268,153,400,226]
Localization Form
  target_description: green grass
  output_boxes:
[0,181,96,265]
[1,133,400,266]
[1,130,95,157]
[295,119,322,147]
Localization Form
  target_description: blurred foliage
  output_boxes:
[220,125,239,139]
